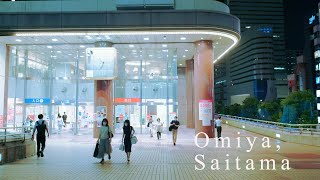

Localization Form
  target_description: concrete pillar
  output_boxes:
[93,42,114,138]
[186,59,195,129]
[193,40,215,138]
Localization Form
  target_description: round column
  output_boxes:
[93,41,114,138]
[193,40,215,138]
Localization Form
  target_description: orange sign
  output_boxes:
[115,98,141,103]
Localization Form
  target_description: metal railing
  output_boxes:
[219,114,320,136]
[0,126,32,145]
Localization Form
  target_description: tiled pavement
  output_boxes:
[0,125,320,180]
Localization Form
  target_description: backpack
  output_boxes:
[36,121,46,136]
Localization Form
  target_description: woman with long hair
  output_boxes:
[122,119,135,162]
[97,118,113,164]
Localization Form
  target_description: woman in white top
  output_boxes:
[156,118,163,140]
[56,114,64,134]
[97,118,113,163]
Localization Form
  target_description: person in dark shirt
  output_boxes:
[32,114,49,158]
[170,116,180,146]
[122,119,135,162]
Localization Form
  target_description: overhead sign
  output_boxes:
[115,98,141,103]
[199,100,213,126]
[85,47,117,80]
[24,98,51,104]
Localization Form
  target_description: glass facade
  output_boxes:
[6,44,178,133]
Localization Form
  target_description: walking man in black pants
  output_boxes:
[32,114,49,158]
[215,116,222,141]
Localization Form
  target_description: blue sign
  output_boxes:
[309,15,316,25]
[316,77,320,84]
[25,98,51,104]
[54,99,75,105]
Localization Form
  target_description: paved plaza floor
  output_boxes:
[0,125,320,180]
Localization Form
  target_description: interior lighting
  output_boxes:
[14,30,239,63]
[162,44,167,48]
[129,44,134,48]
[47,46,53,49]
[143,37,149,40]
[126,61,150,66]
[15,39,22,42]
[52,38,58,42]
[80,45,86,48]
[180,37,186,40]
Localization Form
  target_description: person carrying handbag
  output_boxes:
[122,119,135,162]
[96,118,113,164]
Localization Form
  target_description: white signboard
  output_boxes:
[86,47,117,79]
[199,100,212,126]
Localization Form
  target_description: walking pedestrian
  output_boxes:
[215,116,222,141]
[32,114,49,158]
[147,116,154,137]
[170,116,180,146]
[156,118,163,140]
[56,114,64,134]
[97,118,113,164]
[122,119,135,162]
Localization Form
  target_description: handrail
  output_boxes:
[0,126,32,145]
[218,114,320,135]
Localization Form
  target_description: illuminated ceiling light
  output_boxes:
[52,38,58,42]
[126,61,150,66]
[80,55,84,58]
[68,53,72,56]
[162,44,167,48]
[51,55,57,58]
[85,35,92,39]
[15,39,22,42]
[185,49,189,52]
[14,30,239,63]
[47,46,53,49]
[201,37,204,40]
[245,26,251,29]
[143,37,149,40]
[105,35,111,39]
[149,54,153,57]
[122,56,126,58]
[183,55,186,58]
[129,44,134,48]
[57,51,61,53]
[180,37,186,40]
[132,50,137,52]
[80,45,86,48]
[179,64,183,66]
[162,49,168,52]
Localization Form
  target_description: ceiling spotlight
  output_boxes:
[52,38,58,42]
[57,51,61,53]
[47,46,53,49]
[15,39,22,42]
[179,64,183,66]
[162,44,167,48]
[143,37,149,40]
[180,37,186,40]
[185,49,189,52]
[129,44,134,48]
[85,36,92,39]
[183,55,186,58]
[80,45,86,48]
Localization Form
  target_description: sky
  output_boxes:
[285,0,319,49]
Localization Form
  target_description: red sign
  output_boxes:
[0,115,3,128]
[115,98,140,103]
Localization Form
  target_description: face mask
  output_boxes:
[124,123,128,126]
[102,122,107,126]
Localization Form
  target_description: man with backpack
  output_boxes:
[32,114,50,158]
